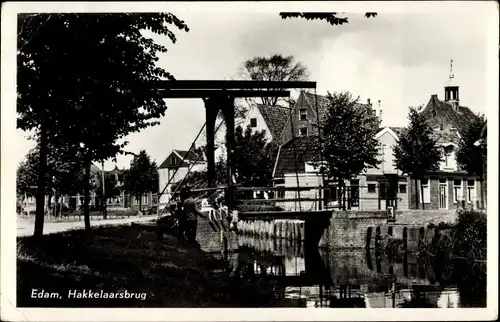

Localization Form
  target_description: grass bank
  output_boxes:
[17,225,275,307]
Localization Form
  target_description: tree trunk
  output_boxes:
[54,190,59,217]
[414,178,419,209]
[101,161,107,219]
[83,158,91,230]
[139,195,143,216]
[479,175,485,210]
[34,126,48,237]
[420,178,425,210]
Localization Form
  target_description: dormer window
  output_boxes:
[250,118,257,128]
[299,109,307,121]
[444,145,454,167]
[299,127,308,136]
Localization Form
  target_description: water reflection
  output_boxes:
[232,235,486,308]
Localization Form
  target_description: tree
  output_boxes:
[123,150,159,213]
[456,114,487,208]
[311,91,381,210]
[237,54,310,109]
[234,125,278,187]
[16,145,87,216]
[279,12,377,25]
[393,107,443,210]
[94,172,120,210]
[17,13,189,235]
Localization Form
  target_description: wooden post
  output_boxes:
[204,98,220,188]
[222,95,236,211]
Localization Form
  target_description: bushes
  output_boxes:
[453,209,486,261]
[382,236,404,256]
[427,221,455,229]
[420,209,486,261]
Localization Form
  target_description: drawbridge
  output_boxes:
[147,80,333,249]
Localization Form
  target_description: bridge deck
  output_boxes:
[238,210,332,221]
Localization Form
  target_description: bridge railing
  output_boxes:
[235,185,404,212]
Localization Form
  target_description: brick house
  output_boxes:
[407,84,482,210]
[241,103,291,145]
[271,83,482,211]
[157,146,207,210]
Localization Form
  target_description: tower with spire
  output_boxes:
[444,59,459,110]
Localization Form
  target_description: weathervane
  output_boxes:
[448,59,455,85]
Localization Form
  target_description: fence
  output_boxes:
[235,185,405,212]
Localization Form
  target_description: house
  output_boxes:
[158,145,207,209]
[241,103,291,145]
[409,82,481,210]
[272,92,382,211]
[272,79,482,211]
[280,91,375,143]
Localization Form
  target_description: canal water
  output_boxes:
[209,234,486,308]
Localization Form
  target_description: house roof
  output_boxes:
[158,147,206,169]
[273,135,321,178]
[388,127,404,138]
[423,95,477,133]
[90,163,102,174]
[256,104,290,141]
[301,91,374,121]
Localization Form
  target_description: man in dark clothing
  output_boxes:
[180,187,207,247]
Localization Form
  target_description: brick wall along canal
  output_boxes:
[195,216,486,308]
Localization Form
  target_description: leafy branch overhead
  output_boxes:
[279,12,377,25]
[17,13,188,234]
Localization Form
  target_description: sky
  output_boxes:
[12,4,496,171]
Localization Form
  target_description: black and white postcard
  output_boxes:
[1,1,498,321]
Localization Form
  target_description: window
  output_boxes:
[419,178,430,203]
[171,156,177,165]
[27,196,34,203]
[134,197,140,205]
[250,118,257,128]
[299,127,308,136]
[440,123,444,131]
[368,184,376,193]
[277,187,285,199]
[467,180,476,203]
[453,179,463,202]
[299,109,307,120]
[444,145,453,167]
[399,184,407,194]
[143,194,149,205]
[379,183,387,198]
[432,110,437,117]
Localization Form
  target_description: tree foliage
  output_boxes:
[234,125,278,187]
[393,107,443,208]
[279,12,377,25]
[312,92,381,184]
[17,13,188,234]
[456,114,487,178]
[123,150,158,209]
[238,54,309,108]
[94,172,121,203]
[16,145,87,198]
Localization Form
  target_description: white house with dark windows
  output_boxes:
[241,103,291,145]
[157,146,207,210]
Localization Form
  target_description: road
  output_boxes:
[17,215,158,237]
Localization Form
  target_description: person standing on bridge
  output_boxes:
[180,186,208,249]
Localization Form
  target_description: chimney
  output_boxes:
[367,98,371,106]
